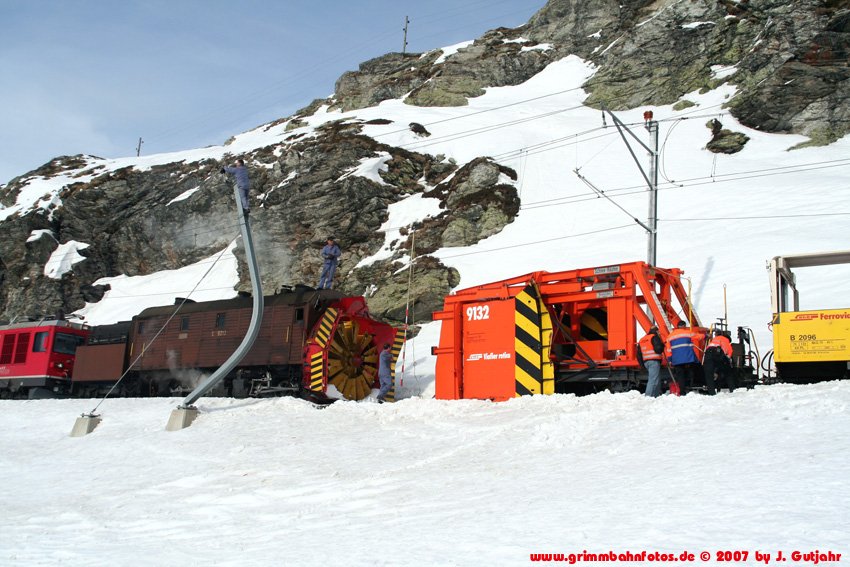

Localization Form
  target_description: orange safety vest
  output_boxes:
[665,327,703,364]
[638,333,662,361]
[707,335,732,358]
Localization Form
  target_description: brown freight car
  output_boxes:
[126,287,345,396]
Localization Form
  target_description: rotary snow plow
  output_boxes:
[303,296,404,403]
[433,261,757,400]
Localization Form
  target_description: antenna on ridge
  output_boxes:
[402,16,410,54]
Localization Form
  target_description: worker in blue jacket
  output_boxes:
[664,320,704,395]
[317,236,341,289]
[221,159,251,214]
[377,343,393,403]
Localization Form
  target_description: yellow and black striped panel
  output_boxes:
[580,308,608,341]
[383,328,406,403]
[313,308,339,348]
[309,351,324,392]
[539,294,554,395]
[514,283,555,396]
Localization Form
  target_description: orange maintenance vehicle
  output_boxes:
[432,261,754,400]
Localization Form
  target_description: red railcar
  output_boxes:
[0,320,90,397]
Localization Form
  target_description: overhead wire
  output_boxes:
[48,158,848,276]
[659,118,683,184]
[398,104,588,150]
[662,211,850,222]
[518,157,850,210]
[435,224,636,259]
[369,86,588,140]
[39,133,849,276]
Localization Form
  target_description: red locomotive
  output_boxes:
[0,319,89,397]
[0,287,401,402]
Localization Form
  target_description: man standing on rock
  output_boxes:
[317,236,341,289]
[221,158,250,215]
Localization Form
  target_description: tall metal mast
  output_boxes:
[645,114,659,266]
[602,107,660,266]
[166,176,264,431]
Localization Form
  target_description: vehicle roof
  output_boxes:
[0,320,89,332]
[134,287,344,319]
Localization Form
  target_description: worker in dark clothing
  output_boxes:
[703,329,735,394]
[317,236,341,290]
[221,159,251,215]
[664,320,704,395]
[377,343,393,403]
[637,326,665,397]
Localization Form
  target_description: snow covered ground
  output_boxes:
[1,382,848,565]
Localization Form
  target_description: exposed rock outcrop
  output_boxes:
[543,0,850,143]
[706,119,750,154]
[328,0,850,143]
[0,119,521,324]
[332,28,557,111]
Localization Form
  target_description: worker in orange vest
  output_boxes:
[664,320,704,395]
[637,326,665,397]
[703,329,735,394]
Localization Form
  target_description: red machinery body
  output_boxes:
[434,261,707,400]
[303,296,404,402]
[0,320,90,392]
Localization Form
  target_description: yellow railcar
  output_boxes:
[769,251,850,382]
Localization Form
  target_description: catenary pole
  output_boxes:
[646,115,659,267]
[402,16,410,54]
[602,107,659,267]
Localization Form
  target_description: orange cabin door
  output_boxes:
[461,298,516,401]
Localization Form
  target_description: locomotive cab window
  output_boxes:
[295,308,304,323]
[215,313,226,329]
[180,316,190,331]
[0,334,14,364]
[32,331,49,352]
[53,332,86,355]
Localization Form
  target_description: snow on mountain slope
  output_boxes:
[73,241,240,325]
[1,382,848,565]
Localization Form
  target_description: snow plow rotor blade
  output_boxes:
[323,319,377,401]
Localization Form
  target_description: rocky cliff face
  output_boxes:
[0,117,519,324]
[1,0,848,324]
[332,0,849,142]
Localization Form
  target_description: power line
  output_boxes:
[662,212,850,222]
[39,158,850,276]
[398,105,588,151]
[38,153,848,273]
[436,224,636,259]
[369,86,587,140]
[518,157,850,210]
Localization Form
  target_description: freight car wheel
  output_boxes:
[327,319,379,400]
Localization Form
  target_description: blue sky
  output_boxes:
[0,0,545,185]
